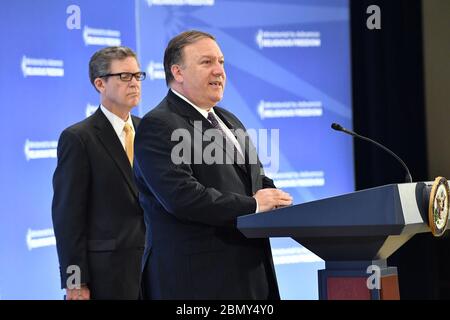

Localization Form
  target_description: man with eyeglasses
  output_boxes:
[52,46,146,300]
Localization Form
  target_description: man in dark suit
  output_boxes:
[52,46,146,300]
[134,30,292,299]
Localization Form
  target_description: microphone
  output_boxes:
[331,122,413,183]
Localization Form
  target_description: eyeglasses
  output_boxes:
[99,71,146,81]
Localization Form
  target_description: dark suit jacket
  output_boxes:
[134,90,280,299]
[52,107,145,299]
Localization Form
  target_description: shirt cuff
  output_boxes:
[255,198,259,213]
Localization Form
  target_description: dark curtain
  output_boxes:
[350,0,449,299]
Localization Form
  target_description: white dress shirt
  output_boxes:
[100,104,134,151]
[171,89,244,157]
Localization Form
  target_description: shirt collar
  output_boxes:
[100,104,134,136]
[171,88,217,120]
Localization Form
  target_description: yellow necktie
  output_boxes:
[123,123,134,166]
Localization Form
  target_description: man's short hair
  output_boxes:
[89,46,138,92]
[163,30,216,86]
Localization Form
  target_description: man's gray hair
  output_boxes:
[89,46,138,92]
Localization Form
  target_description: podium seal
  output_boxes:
[428,176,450,237]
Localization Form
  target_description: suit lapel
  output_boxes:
[167,91,231,159]
[213,108,249,171]
[131,115,141,132]
[167,90,212,131]
[214,107,262,192]
[92,108,139,198]
[213,109,249,159]
[167,91,248,173]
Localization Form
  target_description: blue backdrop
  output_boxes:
[0,0,353,299]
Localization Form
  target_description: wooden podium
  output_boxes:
[237,182,440,300]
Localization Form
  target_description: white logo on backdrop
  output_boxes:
[21,56,64,77]
[83,26,121,46]
[147,0,214,6]
[146,61,166,80]
[258,100,323,119]
[269,171,325,188]
[26,228,56,250]
[256,30,321,49]
[24,139,57,160]
[85,103,98,118]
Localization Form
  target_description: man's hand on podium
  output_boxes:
[253,188,293,212]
